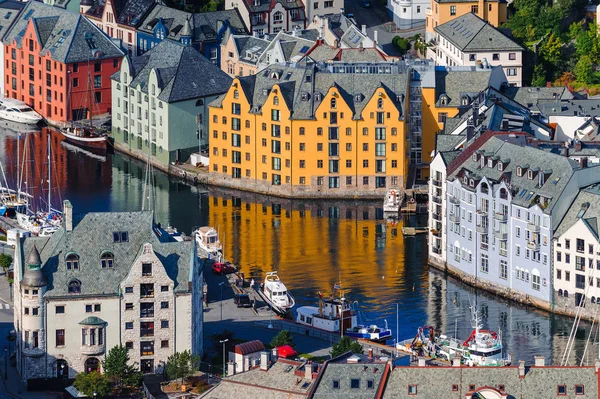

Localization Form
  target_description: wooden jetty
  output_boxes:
[402,227,428,236]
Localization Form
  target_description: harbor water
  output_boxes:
[1,127,596,365]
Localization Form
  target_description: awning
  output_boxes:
[277,345,297,358]
[65,385,88,398]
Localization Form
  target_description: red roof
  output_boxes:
[234,340,265,355]
[277,345,297,358]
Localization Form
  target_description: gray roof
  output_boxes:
[434,67,496,107]
[22,244,47,288]
[435,0,506,3]
[85,0,155,28]
[304,44,389,63]
[3,1,124,63]
[383,364,598,398]
[20,210,195,298]
[241,0,304,13]
[211,61,409,121]
[502,86,575,110]
[114,40,231,103]
[232,35,270,65]
[435,13,522,52]
[138,6,248,43]
[436,133,465,153]
[447,134,583,214]
[536,98,600,118]
[0,1,24,41]
[555,183,600,238]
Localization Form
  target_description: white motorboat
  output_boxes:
[0,98,42,125]
[345,323,392,342]
[256,271,295,314]
[195,226,222,257]
[296,284,357,333]
[383,189,401,213]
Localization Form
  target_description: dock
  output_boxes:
[402,227,428,236]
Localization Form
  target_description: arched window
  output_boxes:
[56,359,68,379]
[480,182,489,194]
[273,11,283,22]
[85,357,99,373]
[500,188,508,200]
[66,254,79,270]
[68,279,81,294]
[331,97,336,109]
[273,96,279,105]
[592,297,596,303]
[222,116,227,124]
[100,252,114,268]
[233,89,239,99]
[558,289,563,297]
[195,99,204,106]
[564,290,569,298]
[377,98,383,109]
[299,127,305,135]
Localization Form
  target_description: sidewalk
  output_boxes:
[0,356,59,399]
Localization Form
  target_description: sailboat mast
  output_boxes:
[47,132,51,213]
[88,58,93,129]
[16,132,19,200]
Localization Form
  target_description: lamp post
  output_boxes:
[4,348,7,380]
[219,282,225,321]
[61,363,65,389]
[93,392,97,399]
[219,339,228,378]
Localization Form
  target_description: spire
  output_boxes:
[27,244,41,269]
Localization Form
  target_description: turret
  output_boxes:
[180,18,193,46]
[21,244,47,360]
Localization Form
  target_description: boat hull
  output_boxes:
[60,131,107,150]
[345,329,392,342]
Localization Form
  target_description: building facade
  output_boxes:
[387,0,430,30]
[220,32,271,77]
[425,0,507,42]
[208,62,411,197]
[430,13,524,87]
[0,0,24,95]
[111,40,232,166]
[228,0,307,36]
[81,0,155,57]
[13,202,203,383]
[2,1,124,125]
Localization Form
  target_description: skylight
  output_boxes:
[519,189,527,198]
[299,45,309,54]
[526,192,534,200]
[53,37,66,48]
[4,12,11,19]
[552,177,561,185]
[23,9,34,20]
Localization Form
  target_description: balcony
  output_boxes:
[81,343,105,356]
[527,241,540,251]
[432,179,442,187]
[476,224,487,233]
[425,7,432,15]
[449,196,460,205]
[432,196,441,204]
[477,208,488,216]
[494,231,508,240]
[494,212,507,222]
[431,229,442,237]
[432,246,442,255]
[449,213,460,223]
[527,222,540,232]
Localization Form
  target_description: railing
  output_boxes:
[494,212,507,222]
[527,222,540,232]
[432,179,442,187]
[431,229,442,237]
[477,208,488,216]
[432,213,442,221]
[81,344,105,356]
[449,213,460,223]
[449,196,460,205]
[432,196,441,204]
[476,224,487,233]
[432,247,442,254]
[494,231,508,240]
[527,241,540,251]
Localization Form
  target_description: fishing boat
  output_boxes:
[0,98,43,125]
[383,189,401,213]
[345,323,392,342]
[256,271,295,315]
[397,307,510,366]
[296,284,357,333]
[195,226,222,257]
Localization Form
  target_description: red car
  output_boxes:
[212,262,236,275]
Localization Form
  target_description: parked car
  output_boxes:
[234,293,252,308]
[212,262,236,275]
[361,1,371,7]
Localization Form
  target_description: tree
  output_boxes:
[539,33,563,67]
[166,350,200,383]
[330,336,364,358]
[270,330,295,348]
[74,372,111,398]
[102,345,129,386]
[392,36,411,54]
[575,55,594,84]
[0,254,12,272]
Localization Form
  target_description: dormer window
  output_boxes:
[273,96,279,105]
[469,179,475,188]
[66,253,79,270]
[461,95,470,106]
[528,170,533,179]
[463,176,468,184]
[355,94,362,102]
[440,94,448,106]
[100,252,114,268]
[487,159,493,168]
[517,166,522,177]
[472,153,478,162]
[270,71,280,79]
[113,231,128,242]
[315,93,321,101]
[68,279,81,294]
[497,162,503,171]
[396,94,404,102]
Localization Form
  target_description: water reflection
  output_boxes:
[0,127,594,365]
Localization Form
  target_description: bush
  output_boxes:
[270,330,295,348]
[73,372,111,398]
[330,336,364,358]
[166,350,200,383]
[392,36,411,54]
[0,254,12,271]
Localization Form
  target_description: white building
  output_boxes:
[429,131,600,305]
[553,184,600,309]
[387,0,429,30]
[111,40,232,166]
[228,0,310,36]
[13,201,203,383]
[429,13,524,87]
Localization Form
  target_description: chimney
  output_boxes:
[534,356,545,367]
[575,140,582,151]
[253,30,258,38]
[472,100,479,126]
[466,119,475,142]
[374,30,378,45]
[595,359,600,373]
[518,360,525,378]
[417,357,426,367]
[304,361,313,380]
[271,347,279,362]
[368,348,373,359]
[362,25,367,35]
[546,81,552,88]
[452,357,461,367]
[291,29,296,37]
[580,158,588,168]
[227,361,236,376]
[63,200,73,232]
[531,139,539,148]
[260,351,271,371]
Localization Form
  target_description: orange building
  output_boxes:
[2,2,124,125]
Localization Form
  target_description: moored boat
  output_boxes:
[296,284,357,333]
[383,189,401,213]
[0,98,42,125]
[345,323,392,342]
[256,271,295,315]
[195,226,222,257]
[59,126,107,150]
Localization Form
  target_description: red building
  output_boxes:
[2,2,124,125]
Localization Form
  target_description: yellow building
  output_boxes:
[425,0,507,41]
[208,62,411,198]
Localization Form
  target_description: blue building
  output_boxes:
[136,5,247,67]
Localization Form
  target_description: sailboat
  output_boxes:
[59,58,107,150]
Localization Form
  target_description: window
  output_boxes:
[125,322,133,330]
[575,385,584,395]
[438,113,447,123]
[450,5,456,15]
[161,301,169,309]
[161,340,169,348]
[113,232,128,242]
[161,285,169,292]
[471,5,478,13]
[56,329,65,346]
[140,341,154,356]
[350,379,360,389]
[509,53,516,60]
[56,305,65,314]
[126,341,133,351]
[125,303,134,310]
[452,384,458,392]
[68,280,81,293]
[140,322,154,337]
[140,302,154,318]
[566,239,570,249]
[408,385,417,395]
[161,320,169,329]
[532,274,540,291]
[142,263,152,276]
[100,252,114,268]
[93,75,101,88]
[333,380,340,389]
[125,286,133,294]
[32,308,39,316]
[66,254,79,270]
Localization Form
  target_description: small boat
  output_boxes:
[0,98,42,125]
[345,322,392,342]
[383,189,401,213]
[59,126,107,150]
[256,271,295,315]
[296,284,357,333]
[195,226,222,257]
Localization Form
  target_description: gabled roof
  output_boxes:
[85,0,155,28]
[113,40,231,103]
[0,0,24,41]
[3,1,124,63]
[434,67,497,107]
[435,13,522,52]
[555,184,600,238]
[242,0,305,13]
[231,34,270,65]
